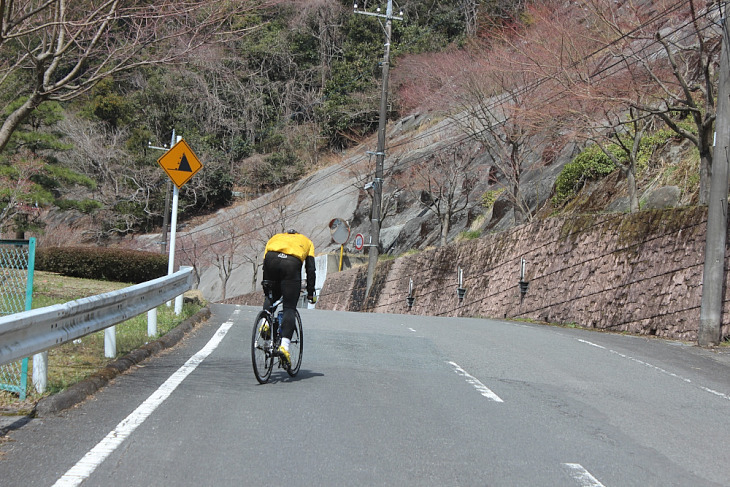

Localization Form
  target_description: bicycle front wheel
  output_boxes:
[287,310,303,376]
[252,311,274,384]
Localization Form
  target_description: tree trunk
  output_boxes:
[440,214,450,247]
[221,275,229,301]
[626,168,639,213]
[0,93,44,153]
[699,147,712,206]
[513,184,524,224]
[250,260,259,291]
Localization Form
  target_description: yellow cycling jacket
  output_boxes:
[264,232,315,263]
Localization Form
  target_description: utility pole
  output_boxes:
[699,8,730,346]
[354,0,402,299]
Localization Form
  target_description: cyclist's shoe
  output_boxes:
[278,346,291,368]
[259,322,270,340]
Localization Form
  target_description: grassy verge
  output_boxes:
[1,271,205,408]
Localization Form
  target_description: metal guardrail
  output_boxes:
[0,267,193,367]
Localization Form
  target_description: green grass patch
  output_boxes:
[41,303,199,394]
[457,230,481,240]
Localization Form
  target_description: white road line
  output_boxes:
[563,463,605,487]
[699,386,730,400]
[447,361,504,402]
[577,338,730,402]
[53,318,236,487]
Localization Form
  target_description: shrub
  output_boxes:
[554,129,678,207]
[55,199,103,214]
[553,145,618,205]
[481,188,505,209]
[35,247,168,283]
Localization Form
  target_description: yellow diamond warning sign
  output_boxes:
[157,138,203,188]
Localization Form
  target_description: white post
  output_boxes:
[32,351,47,393]
[147,129,178,320]
[167,135,182,308]
[147,308,157,336]
[175,266,192,315]
[104,325,116,358]
[167,183,180,307]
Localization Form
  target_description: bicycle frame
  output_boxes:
[268,297,284,355]
[252,281,303,383]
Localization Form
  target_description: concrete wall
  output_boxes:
[317,206,726,341]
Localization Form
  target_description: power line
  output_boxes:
[177,0,716,254]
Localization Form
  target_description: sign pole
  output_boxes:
[167,136,182,309]
[155,135,203,313]
[168,184,181,309]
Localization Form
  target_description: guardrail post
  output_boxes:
[105,326,116,358]
[32,353,46,393]
[148,308,157,336]
[175,266,192,315]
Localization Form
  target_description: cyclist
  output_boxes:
[261,229,316,366]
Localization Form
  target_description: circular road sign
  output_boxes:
[354,233,364,250]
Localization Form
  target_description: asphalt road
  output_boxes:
[1,303,729,486]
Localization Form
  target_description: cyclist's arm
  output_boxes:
[305,255,316,296]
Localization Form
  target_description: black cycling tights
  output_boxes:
[262,252,303,340]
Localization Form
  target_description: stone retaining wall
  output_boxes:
[317,207,726,341]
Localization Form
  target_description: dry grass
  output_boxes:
[0,271,204,409]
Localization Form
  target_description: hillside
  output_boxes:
[146,104,699,303]
[7,0,714,307]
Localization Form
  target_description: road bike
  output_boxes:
[251,282,303,384]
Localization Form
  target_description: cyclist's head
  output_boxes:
[286,228,297,234]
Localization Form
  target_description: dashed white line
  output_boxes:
[447,361,504,402]
[577,338,730,402]
[53,317,237,487]
[563,463,605,487]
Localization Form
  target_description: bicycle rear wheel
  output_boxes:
[287,310,303,376]
[252,311,274,384]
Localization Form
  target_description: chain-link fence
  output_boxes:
[0,239,36,400]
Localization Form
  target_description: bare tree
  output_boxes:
[458,0,479,37]
[589,108,654,213]
[208,220,246,302]
[236,206,274,292]
[221,192,295,295]
[584,0,721,204]
[409,143,481,246]
[177,232,213,289]
[447,6,573,224]
[455,83,542,225]
[347,151,407,234]
[241,238,265,292]
[0,0,276,152]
